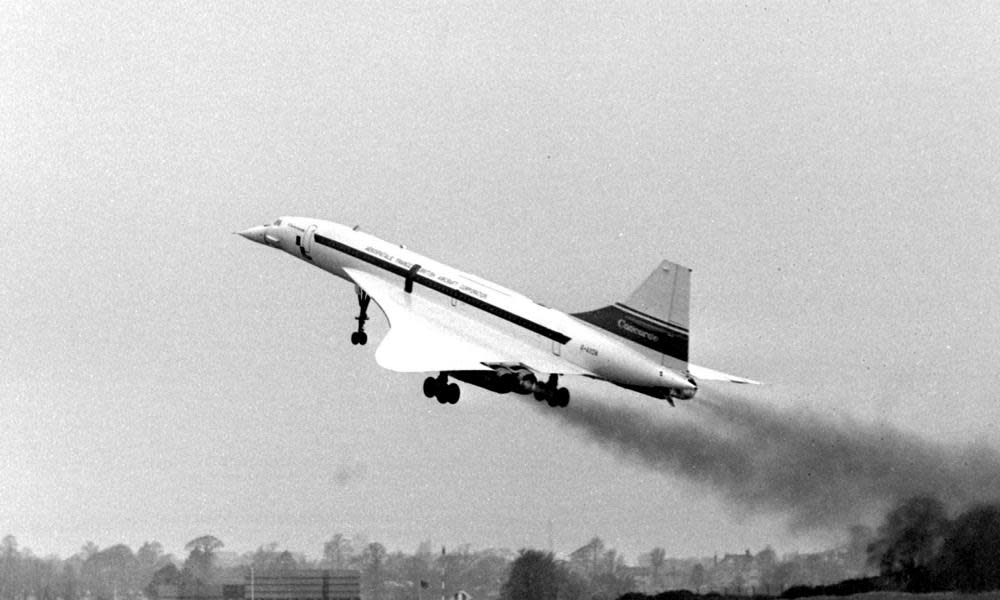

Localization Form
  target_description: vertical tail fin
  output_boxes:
[572,260,691,370]
[624,260,690,333]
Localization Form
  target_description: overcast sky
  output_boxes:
[3,2,1000,562]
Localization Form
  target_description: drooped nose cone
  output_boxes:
[238,225,268,244]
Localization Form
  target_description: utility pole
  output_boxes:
[441,546,446,600]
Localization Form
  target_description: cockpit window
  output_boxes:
[274,219,282,226]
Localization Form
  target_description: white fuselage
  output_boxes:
[243,217,694,397]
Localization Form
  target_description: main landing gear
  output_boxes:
[533,374,570,408]
[420,370,569,408]
[350,287,370,346]
[423,373,461,405]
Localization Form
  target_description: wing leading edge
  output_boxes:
[342,268,595,377]
[688,363,762,385]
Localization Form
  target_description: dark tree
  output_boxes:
[136,542,164,566]
[79,542,100,562]
[81,544,139,600]
[136,541,170,596]
[649,548,666,590]
[500,550,563,600]
[275,551,298,571]
[183,535,224,588]
[868,496,948,590]
[934,503,1000,592]
[322,534,354,570]
[185,535,224,556]
[146,563,182,599]
[391,551,432,600]
[56,558,80,600]
[24,555,59,600]
[460,551,511,600]
[591,570,636,600]
[361,542,388,600]
[755,547,778,594]
[247,543,300,572]
[0,535,21,600]
[689,563,706,592]
[763,561,801,593]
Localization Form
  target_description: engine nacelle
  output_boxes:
[513,370,537,394]
[491,367,538,394]
[454,368,536,395]
[668,378,698,401]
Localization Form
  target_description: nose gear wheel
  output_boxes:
[351,287,371,345]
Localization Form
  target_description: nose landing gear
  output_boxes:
[350,286,370,345]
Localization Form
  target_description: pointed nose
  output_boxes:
[237,225,268,244]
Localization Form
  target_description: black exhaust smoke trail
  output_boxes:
[532,388,1000,531]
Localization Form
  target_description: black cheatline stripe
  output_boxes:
[314,234,571,344]
[315,234,410,277]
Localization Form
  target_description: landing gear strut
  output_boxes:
[423,373,460,405]
[350,286,370,345]
[533,374,570,408]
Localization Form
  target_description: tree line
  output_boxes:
[0,534,514,600]
[0,533,637,600]
[2,498,997,600]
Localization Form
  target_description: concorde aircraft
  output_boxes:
[239,217,758,408]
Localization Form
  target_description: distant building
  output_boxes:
[160,570,360,600]
[624,563,695,594]
[247,570,360,600]
[633,552,702,594]
[568,540,603,576]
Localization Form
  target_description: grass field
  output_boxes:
[791,593,1000,600]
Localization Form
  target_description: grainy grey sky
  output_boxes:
[3,2,1000,562]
